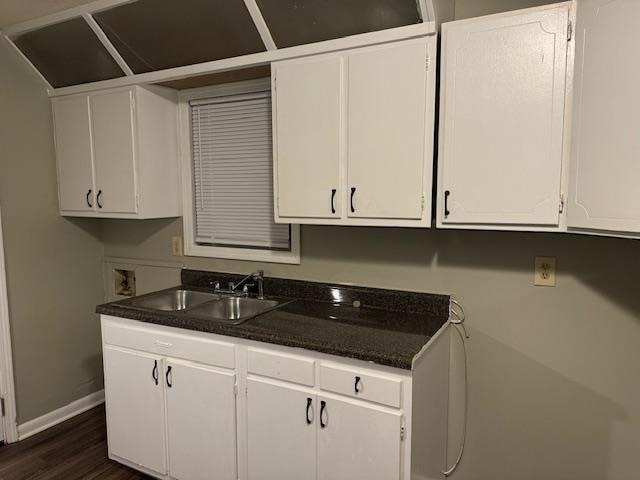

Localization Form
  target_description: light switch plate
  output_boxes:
[534,256,556,287]
[171,236,183,256]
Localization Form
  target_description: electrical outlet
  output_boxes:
[534,256,556,287]
[171,236,183,256]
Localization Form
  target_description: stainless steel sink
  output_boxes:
[187,296,287,324]
[129,289,220,311]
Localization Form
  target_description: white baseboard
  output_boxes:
[17,389,105,441]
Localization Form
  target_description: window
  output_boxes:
[180,78,300,264]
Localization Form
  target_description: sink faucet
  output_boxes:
[229,270,265,299]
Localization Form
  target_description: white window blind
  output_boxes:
[190,92,290,249]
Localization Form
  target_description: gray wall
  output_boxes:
[0,41,105,423]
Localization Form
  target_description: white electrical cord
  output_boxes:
[443,299,469,477]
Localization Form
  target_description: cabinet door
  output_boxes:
[103,346,166,475]
[317,396,403,480]
[52,96,95,213]
[347,39,429,220]
[166,360,237,480]
[246,378,316,480]
[567,0,640,233]
[90,89,137,214]
[439,5,570,227]
[274,55,343,219]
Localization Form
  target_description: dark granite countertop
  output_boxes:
[96,270,450,370]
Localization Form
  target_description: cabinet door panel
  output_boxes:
[246,378,316,480]
[166,360,237,480]
[52,96,94,212]
[91,89,137,213]
[274,55,343,219]
[347,40,428,219]
[439,6,569,226]
[317,396,402,480]
[103,346,166,475]
[568,0,640,233]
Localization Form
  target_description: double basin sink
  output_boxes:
[128,289,289,325]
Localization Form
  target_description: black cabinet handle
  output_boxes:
[86,189,92,208]
[350,187,356,213]
[331,189,336,214]
[306,397,313,425]
[354,376,362,394]
[96,190,103,209]
[320,400,327,429]
[444,190,451,217]
[166,365,172,388]
[152,360,158,385]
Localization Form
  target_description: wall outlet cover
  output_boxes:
[534,256,556,287]
[171,236,183,256]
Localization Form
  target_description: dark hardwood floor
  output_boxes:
[0,405,151,479]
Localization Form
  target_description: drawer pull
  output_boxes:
[96,190,103,209]
[166,365,172,388]
[152,360,158,386]
[354,376,362,394]
[320,400,327,429]
[306,397,313,425]
[444,190,451,217]
[86,189,92,208]
[350,187,356,213]
[331,189,336,214]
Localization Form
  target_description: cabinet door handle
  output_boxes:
[96,190,103,209]
[444,190,450,217]
[354,376,362,394]
[306,397,313,425]
[152,360,158,386]
[86,189,93,208]
[320,400,327,429]
[166,365,172,388]
[350,187,356,213]
[331,189,336,214]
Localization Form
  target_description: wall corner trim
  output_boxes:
[17,389,105,441]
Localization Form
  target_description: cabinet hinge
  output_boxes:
[136,194,140,209]
[559,193,565,214]
[400,425,405,442]
[567,20,573,41]
[421,195,426,212]
[426,55,431,71]
[245,386,248,398]
[1,398,5,417]
[233,383,238,396]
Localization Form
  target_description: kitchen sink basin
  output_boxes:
[129,289,220,311]
[187,296,287,324]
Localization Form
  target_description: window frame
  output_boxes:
[178,78,300,264]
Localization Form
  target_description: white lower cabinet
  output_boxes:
[165,360,237,480]
[317,395,403,480]
[103,346,167,475]
[101,315,450,480]
[246,378,317,480]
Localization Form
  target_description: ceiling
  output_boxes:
[0,0,95,28]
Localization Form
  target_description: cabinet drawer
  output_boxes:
[102,319,235,369]
[248,348,315,386]
[319,363,402,408]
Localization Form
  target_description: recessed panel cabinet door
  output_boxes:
[273,55,343,219]
[347,39,428,219]
[52,96,95,212]
[90,89,137,214]
[103,346,166,475]
[165,360,237,480]
[567,0,640,233]
[246,378,316,480]
[439,5,570,226]
[317,396,402,480]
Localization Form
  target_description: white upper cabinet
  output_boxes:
[52,96,94,213]
[437,4,572,230]
[274,55,343,220]
[567,0,640,234]
[90,89,137,214]
[347,41,429,220]
[52,85,181,219]
[273,37,436,227]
